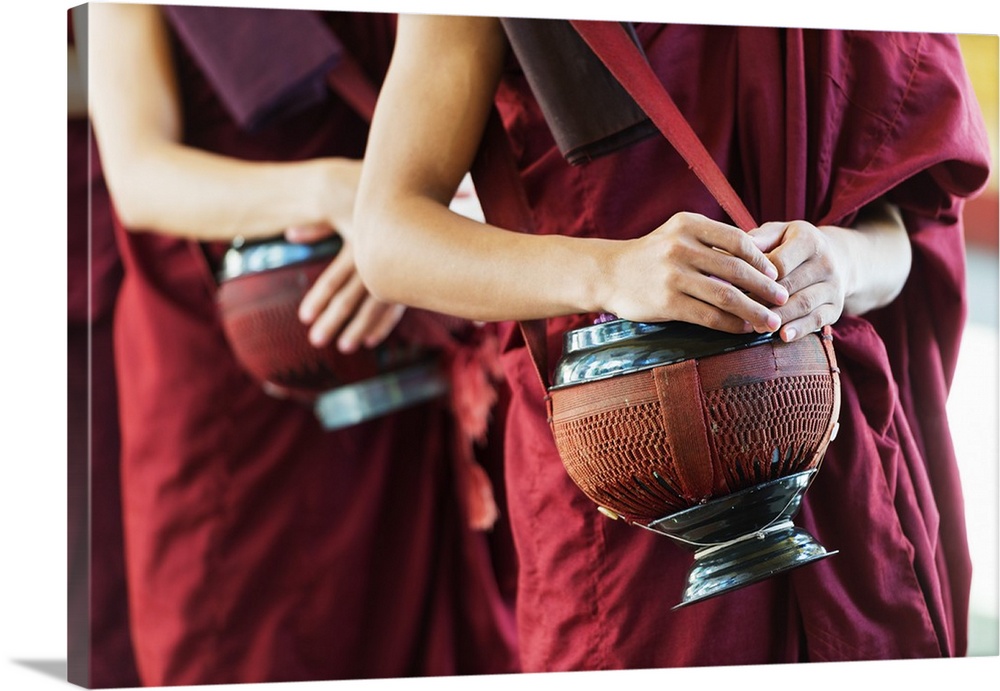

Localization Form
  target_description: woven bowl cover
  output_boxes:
[549,330,840,523]
[216,258,424,392]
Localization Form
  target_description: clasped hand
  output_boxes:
[749,219,850,343]
[604,212,849,342]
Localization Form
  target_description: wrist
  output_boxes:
[819,224,859,307]
[573,236,620,316]
[316,158,362,241]
[821,211,911,316]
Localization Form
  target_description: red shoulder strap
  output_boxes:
[569,20,758,233]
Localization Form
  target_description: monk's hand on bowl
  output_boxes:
[749,220,849,343]
[297,238,406,353]
[606,212,787,334]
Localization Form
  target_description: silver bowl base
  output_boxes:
[313,359,448,430]
[675,523,836,608]
[643,469,837,609]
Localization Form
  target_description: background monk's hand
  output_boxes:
[603,211,788,334]
[285,224,406,353]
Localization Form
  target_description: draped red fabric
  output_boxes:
[107,9,518,685]
[491,24,990,669]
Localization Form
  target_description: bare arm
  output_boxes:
[86,3,403,353]
[85,3,357,242]
[355,15,786,333]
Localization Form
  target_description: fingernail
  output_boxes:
[773,284,788,304]
[764,262,778,280]
[337,337,357,354]
[766,312,782,332]
[783,326,797,342]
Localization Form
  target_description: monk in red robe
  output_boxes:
[83,4,517,685]
[67,13,141,688]
[353,16,991,668]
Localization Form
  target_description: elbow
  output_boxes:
[352,202,400,304]
[93,136,180,234]
[97,151,159,232]
[354,174,450,308]
[102,177,148,231]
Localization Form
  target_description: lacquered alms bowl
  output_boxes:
[548,318,841,606]
[216,236,446,429]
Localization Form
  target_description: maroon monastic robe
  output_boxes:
[491,23,990,669]
[67,17,142,689]
[107,9,517,685]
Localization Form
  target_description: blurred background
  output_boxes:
[953,34,998,657]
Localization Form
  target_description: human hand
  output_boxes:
[602,212,788,334]
[748,220,851,343]
[286,226,406,353]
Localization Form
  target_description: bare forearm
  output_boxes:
[825,201,911,316]
[105,144,360,241]
[360,30,787,330]
[358,195,784,330]
[358,194,608,322]
[356,13,784,331]
[87,2,360,242]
